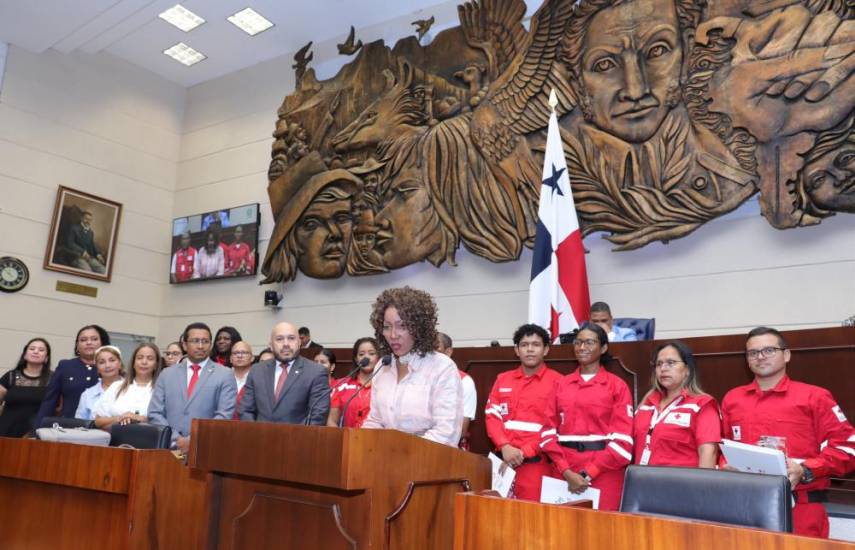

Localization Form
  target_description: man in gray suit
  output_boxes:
[149,322,237,452]
[240,321,329,424]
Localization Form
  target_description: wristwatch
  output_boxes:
[800,465,815,484]
[578,470,593,483]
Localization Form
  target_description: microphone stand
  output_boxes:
[338,355,391,428]
[304,358,368,426]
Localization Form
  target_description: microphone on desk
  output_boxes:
[338,355,391,428]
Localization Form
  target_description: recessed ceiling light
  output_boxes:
[227,8,274,36]
[158,4,205,32]
[163,42,206,67]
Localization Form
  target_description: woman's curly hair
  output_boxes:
[370,286,438,357]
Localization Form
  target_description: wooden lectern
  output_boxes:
[189,420,490,549]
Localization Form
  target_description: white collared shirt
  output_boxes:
[274,360,294,390]
[362,352,463,447]
[94,379,154,418]
[186,358,210,388]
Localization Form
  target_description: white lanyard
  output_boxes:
[639,396,683,465]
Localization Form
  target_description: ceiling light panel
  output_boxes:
[159,4,205,32]
[227,8,274,36]
[163,42,206,66]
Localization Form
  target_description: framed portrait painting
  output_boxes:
[43,186,122,282]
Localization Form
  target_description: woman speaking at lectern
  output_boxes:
[361,287,463,447]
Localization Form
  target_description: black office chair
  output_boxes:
[40,416,95,429]
[109,423,172,449]
[614,317,656,340]
[620,465,792,532]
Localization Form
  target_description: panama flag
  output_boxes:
[528,90,590,343]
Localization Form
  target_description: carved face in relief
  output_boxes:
[580,0,682,143]
[294,187,354,278]
[803,141,855,212]
[374,166,443,269]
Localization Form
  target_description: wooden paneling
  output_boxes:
[0,476,127,550]
[454,492,855,550]
[190,420,491,550]
[0,438,211,550]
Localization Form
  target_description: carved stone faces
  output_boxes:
[803,138,855,212]
[259,0,854,283]
[580,0,682,143]
[294,189,354,278]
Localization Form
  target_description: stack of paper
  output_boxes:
[540,475,600,509]
[720,439,787,475]
[488,453,516,498]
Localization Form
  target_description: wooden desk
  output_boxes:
[454,492,855,549]
[0,437,211,550]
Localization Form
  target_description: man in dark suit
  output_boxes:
[65,211,107,273]
[298,326,321,349]
[240,322,329,424]
[148,322,237,452]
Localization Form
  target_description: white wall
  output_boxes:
[0,46,185,363]
[164,10,855,351]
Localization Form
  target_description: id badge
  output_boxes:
[639,448,651,465]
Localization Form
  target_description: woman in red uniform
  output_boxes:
[327,337,378,428]
[633,341,721,468]
[541,323,634,511]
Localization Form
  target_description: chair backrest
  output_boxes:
[40,416,94,429]
[613,318,655,340]
[619,465,792,533]
[109,423,172,449]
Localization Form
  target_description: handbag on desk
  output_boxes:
[35,423,111,447]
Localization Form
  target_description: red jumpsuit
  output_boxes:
[226,242,255,275]
[722,376,855,538]
[171,247,196,282]
[633,390,721,467]
[331,377,371,428]
[541,368,634,511]
[485,364,562,501]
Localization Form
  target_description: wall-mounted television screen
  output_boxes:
[170,203,260,284]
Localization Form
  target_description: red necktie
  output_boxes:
[274,363,289,400]
[187,364,201,397]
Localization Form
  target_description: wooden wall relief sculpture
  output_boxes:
[262,0,854,282]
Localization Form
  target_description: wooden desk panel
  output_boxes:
[0,438,211,550]
[454,492,855,550]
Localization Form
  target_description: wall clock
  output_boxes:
[0,256,29,292]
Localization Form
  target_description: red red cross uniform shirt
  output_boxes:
[633,390,721,468]
[722,376,855,538]
[485,365,561,501]
[171,247,196,282]
[331,378,372,428]
[540,368,634,511]
[485,365,562,457]
[226,242,254,275]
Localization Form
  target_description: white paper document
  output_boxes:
[720,439,787,475]
[539,475,600,509]
[488,453,516,498]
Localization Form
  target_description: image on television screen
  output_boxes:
[170,203,260,284]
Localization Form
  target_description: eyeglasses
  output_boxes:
[231,351,252,357]
[572,339,599,348]
[652,359,684,369]
[746,347,785,360]
[163,351,183,356]
[186,338,211,346]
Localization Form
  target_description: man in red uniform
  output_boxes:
[485,324,562,501]
[170,231,196,283]
[225,225,255,276]
[722,326,855,538]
